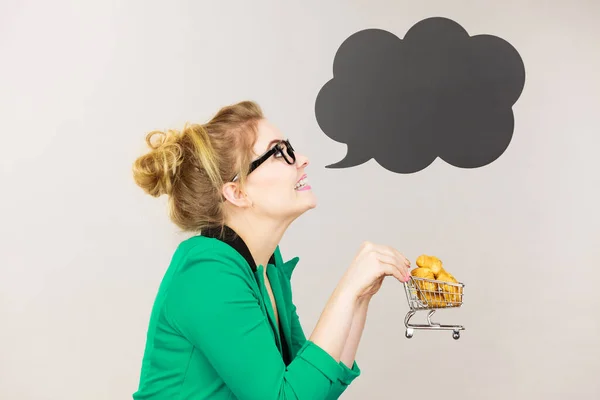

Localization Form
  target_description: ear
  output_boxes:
[222,182,252,208]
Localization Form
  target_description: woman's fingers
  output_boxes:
[372,245,411,267]
[382,261,409,283]
[373,247,410,278]
[375,253,410,282]
[390,247,411,267]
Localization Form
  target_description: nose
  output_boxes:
[295,152,309,169]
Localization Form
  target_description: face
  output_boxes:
[233,119,316,221]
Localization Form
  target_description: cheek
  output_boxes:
[266,163,295,186]
[249,166,296,204]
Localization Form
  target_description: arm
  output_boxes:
[325,300,365,399]
[339,297,369,368]
[289,299,368,369]
[165,247,358,400]
[289,295,364,400]
[308,285,358,361]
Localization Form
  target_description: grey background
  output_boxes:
[1,0,599,399]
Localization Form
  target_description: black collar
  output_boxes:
[202,225,276,272]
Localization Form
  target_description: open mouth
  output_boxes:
[294,174,308,190]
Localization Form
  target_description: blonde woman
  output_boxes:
[131,101,411,399]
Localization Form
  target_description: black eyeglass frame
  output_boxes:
[231,139,296,182]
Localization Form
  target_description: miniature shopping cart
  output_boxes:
[403,276,465,340]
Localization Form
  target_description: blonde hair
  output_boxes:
[132,100,263,232]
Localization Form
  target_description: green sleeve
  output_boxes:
[325,361,361,399]
[289,294,361,399]
[164,245,348,400]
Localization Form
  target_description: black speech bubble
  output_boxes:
[315,17,526,173]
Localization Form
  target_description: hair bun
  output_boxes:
[132,129,183,197]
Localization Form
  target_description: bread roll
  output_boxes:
[410,267,445,307]
[415,254,444,277]
[437,271,462,305]
[410,267,435,285]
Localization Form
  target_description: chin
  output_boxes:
[301,190,317,209]
[290,205,315,222]
[292,194,317,217]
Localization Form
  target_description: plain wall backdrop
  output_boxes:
[1,0,599,399]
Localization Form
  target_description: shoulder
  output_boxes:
[164,236,260,317]
[170,235,256,287]
[178,235,249,266]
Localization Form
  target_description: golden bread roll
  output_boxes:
[413,254,463,307]
[437,271,462,305]
[410,267,435,284]
[415,254,444,277]
[410,267,445,307]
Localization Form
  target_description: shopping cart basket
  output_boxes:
[403,275,465,339]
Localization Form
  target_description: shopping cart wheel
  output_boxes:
[452,330,460,340]
[405,328,414,339]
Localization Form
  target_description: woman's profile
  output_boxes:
[131,101,411,399]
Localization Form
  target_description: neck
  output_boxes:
[225,215,291,269]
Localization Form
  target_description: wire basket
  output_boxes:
[403,276,465,339]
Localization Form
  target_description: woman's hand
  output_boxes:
[308,241,411,362]
[339,241,411,301]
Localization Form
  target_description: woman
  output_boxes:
[131,101,411,399]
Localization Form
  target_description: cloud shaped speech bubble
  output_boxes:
[315,17,526,173]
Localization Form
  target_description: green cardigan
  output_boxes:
[133,226,361,399]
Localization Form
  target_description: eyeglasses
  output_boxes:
[231,139,296,182]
